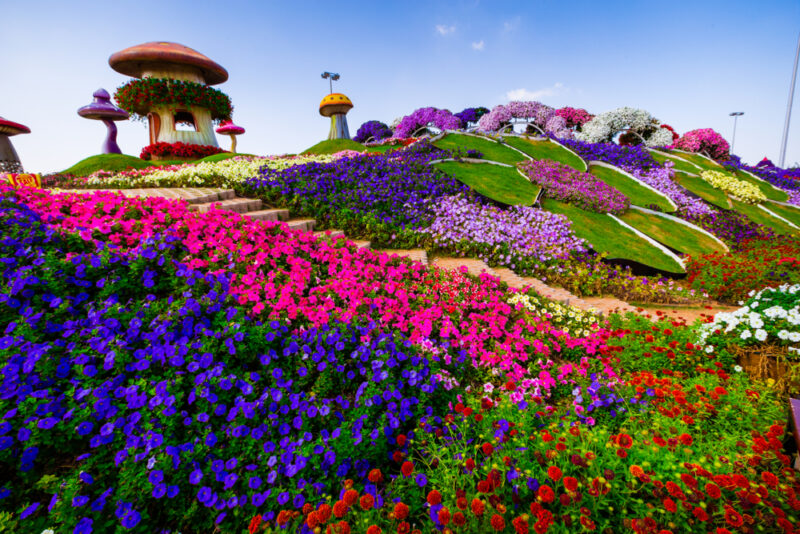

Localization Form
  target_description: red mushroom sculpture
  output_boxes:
[0,117,31,173]
[215,120,244,153]
[78,88,129,154]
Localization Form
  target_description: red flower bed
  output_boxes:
[140,142,226,160]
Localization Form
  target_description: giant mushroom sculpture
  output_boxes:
[77,88,129,154]
[0,117,31,173]
[320,93,353,140]
[109,41,230,149]
[215,120,244,152]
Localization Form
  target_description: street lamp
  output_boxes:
[320,71,340,94]
[779,32,800,168]
[729,112,744,154]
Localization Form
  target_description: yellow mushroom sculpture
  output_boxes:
[319,93,353,140]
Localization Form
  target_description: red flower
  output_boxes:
[401,461,414,477]
[563,476,578,492]
[396,522,410,534]
[427,490,442,506]
[465,458,476,471]
[471,498,485,516]
[491,513,506,532]
[438,507,451,526]
[617,433,633,449]
[366,526,382,534]
[761,471,778,487]
[692,507,709,522]
[537,485,555,503]
[248,514,262,534]
[393,502,409,520]
[359,494,374,511]
[368,469,383,483]
[453,512,467,526]
[724,507,743,528]
[705,482,721,499]
[663,498,677,513]
[482,442,494,455]
[512,516,530,534]
[343,489,358,506]
[396,434,407,446]
[333,500,348,518]
[547,466,562,482]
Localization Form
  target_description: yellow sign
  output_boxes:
[0,173,42,188]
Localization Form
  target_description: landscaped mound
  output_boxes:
[60,154,155,177]
[518,159,629,214]
[301,139,367,155]
[700,170,766,204]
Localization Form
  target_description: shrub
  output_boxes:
[353,121,393,143]
[140,142,226,161]
[672,128,730,160]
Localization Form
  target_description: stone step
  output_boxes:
[377,249,429,266]
[191,197,262,214]
[244,208,291,222]
[313,229,345,239]
[491,267,527,289]
[432,257,497,278]
[285,218,317,232]
[352,240,371,249]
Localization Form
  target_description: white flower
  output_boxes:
[740,330,752,340]
[705,345,714,354]
[755,329,768,341]
[734,365,743,373]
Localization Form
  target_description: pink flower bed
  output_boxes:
[8,186,615,391]
[671,128,730,160]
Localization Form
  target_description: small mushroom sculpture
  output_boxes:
[78,88,129,154]
[319,93,353,140]
[0,116,31,173]
[215,120,244,152]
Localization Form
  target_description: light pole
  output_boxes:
[729,112,744,154]
[780,33,800,168]
[320,71,340,94]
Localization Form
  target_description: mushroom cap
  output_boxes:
[78,88,130,121]
[319,93,353,117]
[216,120,245,135]
[109,41,228,85]
[0,117,31,136]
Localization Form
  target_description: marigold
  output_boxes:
[491,513,506,532]
[512,516,529,534]
[453,512,467,526]
[360,494,374,511]
[302,503,314,515]
[366,526,382,534]
[630,465,644,478]
[396,522,410,534]
[427,490,442,506]
[343,489,358,506]
[724,507,743,528]
[761,471,778,487]
[276,510,292,526]
[547,466,562,482]
[248,514,262,534]
[705,482,721,499]
[693,507,709,522]
[307,512,320,529]
[537,485,555,503]
[401,461,414,477]
[394,502,409,520]
[471,498,485,516]
[317,504,332,523]
[396,434,407,446]
[482,442,494,455]
[332,521,351,534]
[368,469,383,483]
[438,507,451,526]
[333,500,348,519]
[663,498,677,513]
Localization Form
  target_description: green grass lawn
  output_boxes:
[619,208,727,257]
[433,134,528,165]
[541,198,685,273]
[434,161,541,206]
[61,154,156,176]
[366,144,401,154]
[301,139,367,155]
[588,164,676,212]
[673,172,732,209]
[732,169,789,202]
[670,150,725,172]
[196,152,256,163]
[764,201,800,227]
[501,136,587,171]
[729,198,799,236]
[647,149,702,174]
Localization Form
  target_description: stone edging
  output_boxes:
[587,160,679,212]
[629,205,730,253]
[607,213,687,272]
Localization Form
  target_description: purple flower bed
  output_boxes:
[625,163,713,218]
[393,107,462,138]
[419,194,587,273]
[477,101,572,138]
[724,155,800,193]
[685,209,775,250]
[558,138,658,171]
[518,159,630,214]
[454,107,489,125]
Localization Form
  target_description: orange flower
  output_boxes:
[629,465,644,478]
[343,489,358,506]
[427,490,442,506]
[248,514,262,534]
[366,526,382,534]
[318,504,332,523]
[438,507,451,526]
[491,513,506,532]
[360,494,374,511]
[302,503,314,515]
[394,502,409,520]
[333,500,348,519]
[368,469,383,483]
[471,498,485,516]
[276,510,292,526]
[397,522,411,534]
[307,512,320,529]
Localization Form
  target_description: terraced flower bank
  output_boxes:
[500,136,587,171]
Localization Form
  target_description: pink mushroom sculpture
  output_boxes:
[215,120,244,152]
[77,88,129,154]
[0,117,31,173]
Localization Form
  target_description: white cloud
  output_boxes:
[471,40,485,51]
[503,17,521,33]
[435,24,456,36]
[505,83,564,101]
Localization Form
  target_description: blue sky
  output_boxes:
[3,0,800,172]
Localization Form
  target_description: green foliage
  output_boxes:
[301,139,367,155]
[619,209,727,256]
[502,136,587,171]
[730,198,798,237]
[673,172,732,209]
[433,133,527,165]
[114,78,233,121]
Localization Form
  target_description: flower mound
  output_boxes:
[353,120,393,143]
[140,142,226,161]
[393,107,462,138]
[672,128,730,160]
[555,107,594,129]
[576,107,674,147]
[699,170,766,204]
[477,101,571,138]
[114,78,233,121]
[454,107,489,125]
[518,159,630,214]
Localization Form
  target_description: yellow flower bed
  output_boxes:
[508,293,600,336]
[699,170,766,204]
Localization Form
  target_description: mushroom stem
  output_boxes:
[101,119,123,154]
[229,134,237,153]
[0,135,23,173]
[328,113,351,140]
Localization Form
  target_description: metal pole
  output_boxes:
[780,32,800,168]
[732,115,739,153]
[329,78,333,94]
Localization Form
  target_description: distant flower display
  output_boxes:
[672,128,730,160]
[699,170,765,204]
[140,142,226,160]
[114,78,233,121]
[576,107,674,147]
[477,101,572,138]
[555,107,594,129]
[393,108,462,138]
[353,121,393,143]
[454,107,489,125]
